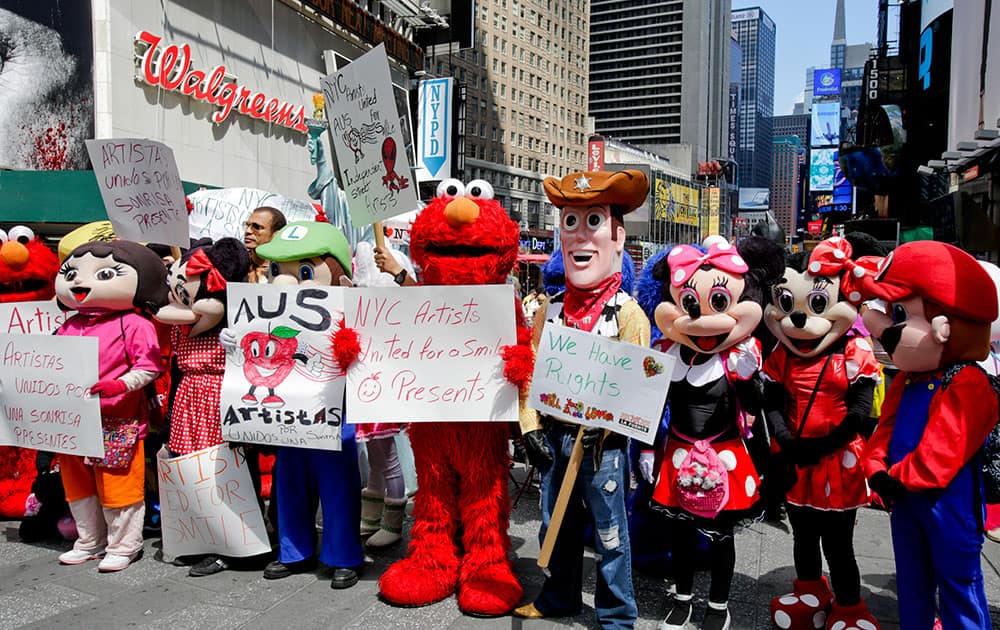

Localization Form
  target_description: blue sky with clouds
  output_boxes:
[744,0,879,114]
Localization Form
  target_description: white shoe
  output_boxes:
[58,548,105,565]
[987,527,1000,543]
[97,553,135,573]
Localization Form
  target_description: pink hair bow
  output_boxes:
[667,243,748,287]
[807,237,882,304]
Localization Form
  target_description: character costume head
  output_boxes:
[256,221,351,287]
[155,237,248,336]
[0,225,59,302]
[56,241,168,316]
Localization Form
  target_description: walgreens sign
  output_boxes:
[134,31,308,134]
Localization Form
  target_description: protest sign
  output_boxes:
[344,284,518,423]
[85,139,189,246]
[0,302,67,335]
[157,445,270,558]
[528,324,674,444]
[321,44,419,227]
[0,334,103,457]
[221,283,346,450]
[187,188,320,241]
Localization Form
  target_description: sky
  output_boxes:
[745,0,879,115]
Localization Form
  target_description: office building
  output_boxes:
[589,0,733,174]
[803,0,873,116]
[732,6,776,188]
[771,135,802,237]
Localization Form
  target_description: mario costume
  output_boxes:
[514,170,651,629]
[861,242,999,629]
[252,221,364,589]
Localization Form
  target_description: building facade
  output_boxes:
[589,0,732,175]
[732,6,776,189]
[771,135,801,238]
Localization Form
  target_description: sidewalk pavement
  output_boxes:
[1,464,999,629]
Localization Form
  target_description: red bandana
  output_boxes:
[563,272,622,332]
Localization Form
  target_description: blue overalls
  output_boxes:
[887,377,990,629]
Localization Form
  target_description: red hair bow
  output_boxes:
[186,249,227,292]
[668,243,749,287]
[807,237,882,304]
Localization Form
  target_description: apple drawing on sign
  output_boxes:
[240,326,301,407]
[357,373,382,403]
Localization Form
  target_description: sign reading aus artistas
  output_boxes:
[0,334,103,457]
[85,139,189,247]
[321,44,419,227]
[221,283,346,450]
[157,445,270,558]
[528,324,675,445]
[345,285,518,423]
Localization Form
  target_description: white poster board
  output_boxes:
[0,301,67,335]
[528,324,674,445]
[0,335,104,457]
[85,139,189,246]
[220,283,346,450]
[157,445,270,558]
[344,285,518,423]
[187,188,320,241]
[321,44,419,227]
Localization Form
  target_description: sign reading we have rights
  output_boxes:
[85,138,189,247]
[0,334,104,457]
[157,445,270,558]
[221,283,347,450]
[344,285,518,423]
[528,324,675,445]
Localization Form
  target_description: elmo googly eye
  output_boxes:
[436,179,465,198]
[465,180,494,200]
[8,226,34,244]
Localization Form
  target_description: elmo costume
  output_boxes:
[0,225,60,519]
[333,177,531,616]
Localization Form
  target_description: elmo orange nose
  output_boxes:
[0,241,30,268]
[444,197,480,226]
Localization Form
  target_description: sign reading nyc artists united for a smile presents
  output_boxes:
[529,324,674,444]
[220,283,347,450]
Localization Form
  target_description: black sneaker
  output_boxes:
[700,606,730,630]
[659,598,693,630]
[330,567,359,589]
[188,555,229,577]
[263,558,316,580]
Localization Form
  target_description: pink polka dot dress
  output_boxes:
[167,326,227,455]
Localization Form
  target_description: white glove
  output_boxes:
[728,338,760,379]
[305,351,324,376]
[219,327,237,350]
[638,451,655,484]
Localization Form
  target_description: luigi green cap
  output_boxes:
[255,221,353,279]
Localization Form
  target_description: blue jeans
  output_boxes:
[534,423,637,629]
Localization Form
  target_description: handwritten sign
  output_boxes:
[220,283,346,450]
[157,445,270,558]
[0,334,103,457]
[321,44,419,227]
[528,324,674,444]
[85,138,189,246]
[187,188,320,241]
[345,285,518,423]
[0,302,67,335]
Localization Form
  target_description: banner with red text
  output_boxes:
[85,138,189,247]
[0,334,103,457]
[0,302,67,335]
[344,284,518,422]
[157,445,270,558]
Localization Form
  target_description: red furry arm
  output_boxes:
[502,297,535,393]
[330,317,362,371]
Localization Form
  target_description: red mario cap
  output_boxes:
[861,241,998,324]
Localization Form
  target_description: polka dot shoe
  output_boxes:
[769,577,833,629]
[826,600,879,630]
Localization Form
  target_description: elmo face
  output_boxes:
[0,226,58,303]
[409,178,519,286]
[240,328,299,388]
[765,267,858,358]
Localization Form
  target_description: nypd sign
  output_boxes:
[416,78,454,181]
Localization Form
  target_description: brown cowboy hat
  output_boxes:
[543,169,649,214]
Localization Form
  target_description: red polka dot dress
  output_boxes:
[167,326,227,455]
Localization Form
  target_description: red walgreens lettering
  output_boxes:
[136,31,307,133]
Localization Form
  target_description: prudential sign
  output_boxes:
[416,78,454,181]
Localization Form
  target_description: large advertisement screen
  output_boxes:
[738,188,770,210]
[813,68,842,96]
[0,0,94,170]
[810,148,838,191]
[810,102,841,147]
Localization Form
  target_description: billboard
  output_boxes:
[416,78,454,181]
[810,148,838,191]
[738,188,770,211]
[588,136,605,171]
[727,85,740,162]
[818,152,853,213]
[813,68,842,96]
[810,102,841,147]
[651,173,700,226]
